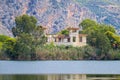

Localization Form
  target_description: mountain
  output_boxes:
[0,23,13,37]
[0,0,120,35]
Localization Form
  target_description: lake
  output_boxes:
[0,75,120,80]
[0,61,120,80]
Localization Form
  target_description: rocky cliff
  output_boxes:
[0,0,120,35]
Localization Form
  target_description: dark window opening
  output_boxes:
[54,38,56,42]
[67,38,70,42]
[80,37,82,42]
[59,38,61,42]
[73,37,76,42]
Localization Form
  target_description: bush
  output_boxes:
[0,42,3,49]
[82,45,96,60]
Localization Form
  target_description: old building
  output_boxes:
[46,27,87,47]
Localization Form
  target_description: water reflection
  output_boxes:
[0,75,47,80]
[0,75,120,80]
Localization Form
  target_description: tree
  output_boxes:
[105,31,120,49]
[80,19,116,48]
[95,32,111,53]
[0,42,2,49]
[80,19,98,30]
[11,14,46,60]
[2,38,16,60]
[32,26,47,47]
[98,24,116,33]
[13,34,34,60]
[12,15,37,36]
[0,35,10,42]
[0,35,11,49]
[60,29,69,35]
[80,19,116,34]
[0,35,16,60]
[79,19,114,59]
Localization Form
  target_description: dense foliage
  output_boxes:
[80,19,120,60]
[0,17,120,60]
[0,15,46,60]
[59,29,69,35]
[80,19,119,49]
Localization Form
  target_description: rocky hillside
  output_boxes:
[0,0,120,35]
[0,23,13,37]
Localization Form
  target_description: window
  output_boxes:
[67,38,70,42]
[80,37,82,42]
[73,37,76,42]
[58,38,61,42]
[54,38,56,42]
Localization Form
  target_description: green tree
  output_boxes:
[80,19,98,30]
[11,14,46,60]
[80,19,116,48]
[105,31,120,49]
[12,15,37,36]
[13,34,34,60]
[0,35,10,49]
[0,35,16,60]
[60,29,69,35]
[2,38,16,60]
[32,26,47,47]
[98,24,116,33]
[0,35,10,42]
[95,32,111,53]
[79,19,113,59]
[0,42,2,49]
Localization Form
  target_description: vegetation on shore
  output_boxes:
[0,15,120,60]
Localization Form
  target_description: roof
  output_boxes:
[67,27,79,30]
[79,34,87,37]
[54,34,70,38]
[0,61,120,74]
[56,34,65,38]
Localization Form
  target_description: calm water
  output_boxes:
[1,61,120,74]
[0,61,120,80]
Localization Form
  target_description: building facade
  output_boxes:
[47,74,86,80]
[46,27,87,47]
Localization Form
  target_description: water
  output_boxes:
[0,75,47,80]
[1,61,120,74]
[0,61,120,80]
[0,75,120,80]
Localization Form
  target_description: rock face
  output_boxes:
[0,0,120,34]
[0,23,13,37]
